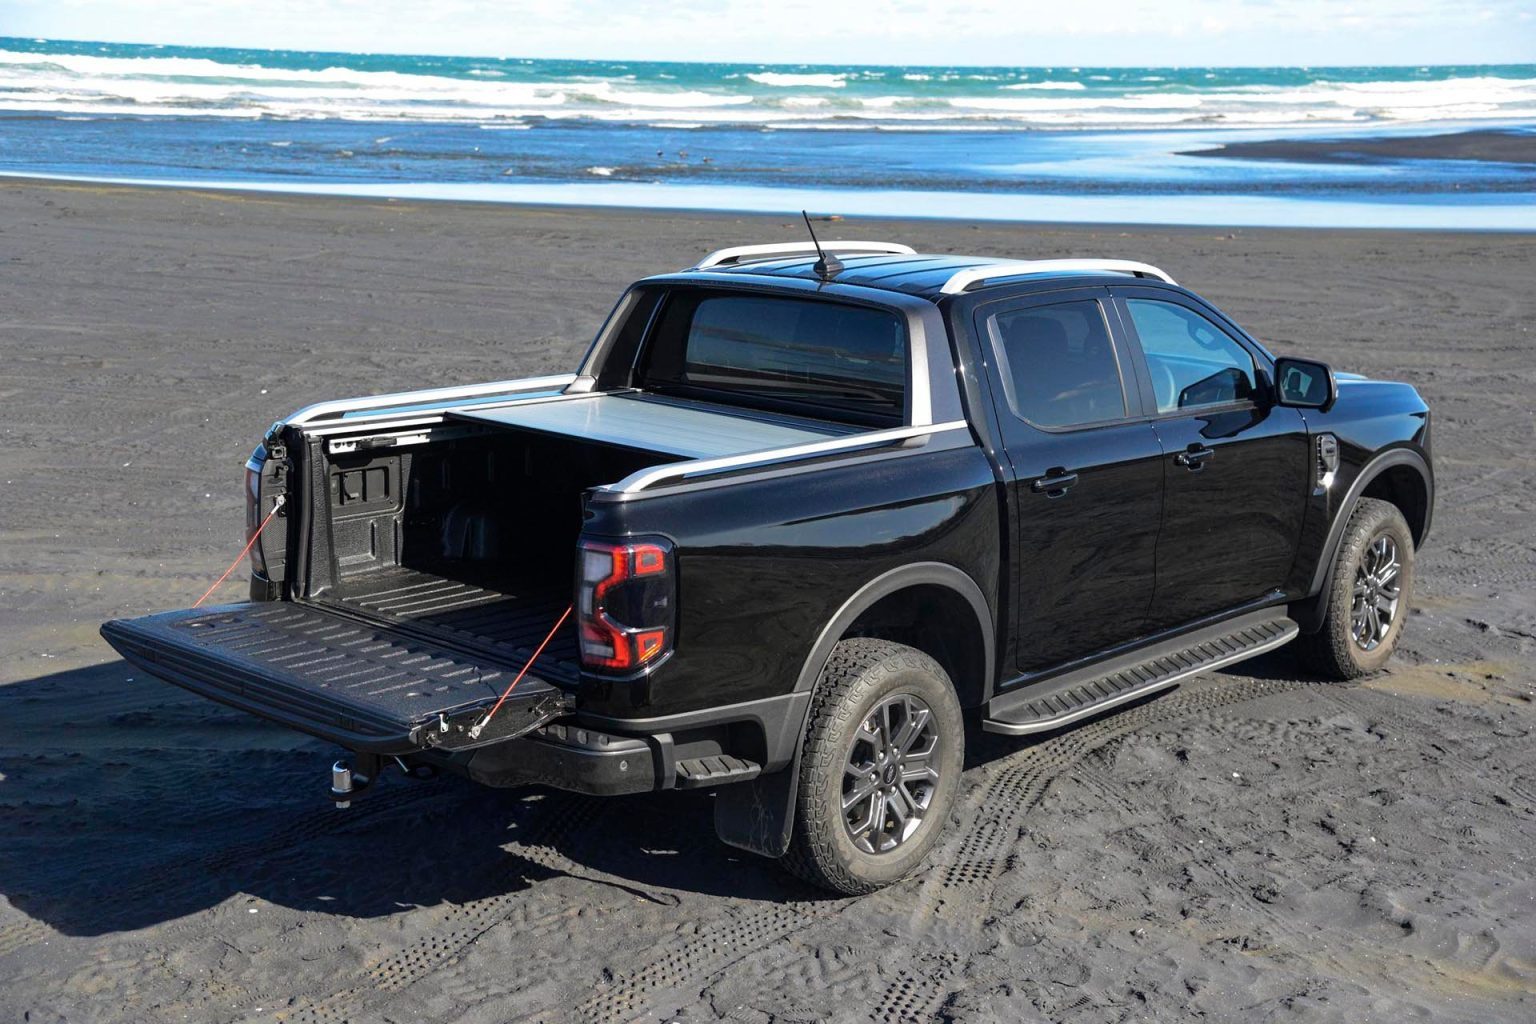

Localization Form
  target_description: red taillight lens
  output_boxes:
[578,538,675,674]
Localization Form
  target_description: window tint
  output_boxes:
[1125,300,1257,414]
[642,293,906,425]
[987,300,1127,429]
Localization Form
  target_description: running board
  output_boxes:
[983,611,1298,736]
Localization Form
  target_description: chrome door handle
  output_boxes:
[1031,470,1079,495]
[1173,446,1215,470]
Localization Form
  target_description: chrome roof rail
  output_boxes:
[939,259,1176,295]
[692,241,915,270]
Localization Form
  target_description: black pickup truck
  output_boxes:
[102,241,1433,894]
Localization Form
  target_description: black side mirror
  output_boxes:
[1274,357,1336,411]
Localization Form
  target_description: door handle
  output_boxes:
[1031,469,1079,495]
[1173,445,1215,470]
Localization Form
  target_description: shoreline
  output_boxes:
[4,169,1535,231]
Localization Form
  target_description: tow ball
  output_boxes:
[330,752,437,807]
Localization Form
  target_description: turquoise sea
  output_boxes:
[1,37,1533,228]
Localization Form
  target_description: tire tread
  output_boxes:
[782,638,955,895]
[1295,497,1413,680]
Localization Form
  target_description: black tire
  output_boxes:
[1295,497,1415,680]
[782,638,964,895]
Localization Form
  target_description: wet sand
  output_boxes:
[1,178,1533,1022]
[1185,126,1536,164]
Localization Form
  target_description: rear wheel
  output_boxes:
[1296,498,1415,680]
[782,638,964,895]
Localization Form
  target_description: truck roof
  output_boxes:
[681,243,1177,300]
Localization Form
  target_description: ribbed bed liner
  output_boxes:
[101,599,573,754]
[326,565,578,680]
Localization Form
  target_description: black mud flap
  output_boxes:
[101,602,573,755]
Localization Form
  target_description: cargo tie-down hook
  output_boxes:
[193,494,286,608]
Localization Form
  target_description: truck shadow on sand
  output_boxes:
[0,650,1309,937]
[0,661,816,937]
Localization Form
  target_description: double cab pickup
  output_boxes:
[103,241,1433,893]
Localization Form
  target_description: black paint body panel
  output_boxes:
[581,438,1001,719]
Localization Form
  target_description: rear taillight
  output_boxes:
[577,537,675,674]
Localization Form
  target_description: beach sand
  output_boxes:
[1,178,1533,1022]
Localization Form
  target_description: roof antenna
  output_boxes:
[802,210,843,282]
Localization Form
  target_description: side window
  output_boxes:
[987,299,1127,429]
[1125,299,1257,414]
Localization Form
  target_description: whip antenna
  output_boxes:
[801,210,843,282]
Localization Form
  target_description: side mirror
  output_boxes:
[1273,357,1336,412]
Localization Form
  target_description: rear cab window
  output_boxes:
[986,298,1130,429]
[637,290,908,427]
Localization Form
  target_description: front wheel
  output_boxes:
[782,638,964,895]
[1296,497,1416,680]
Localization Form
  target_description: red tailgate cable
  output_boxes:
[469,604,573,741]
[193,494,286,608]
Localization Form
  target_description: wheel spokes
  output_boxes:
[843,776,879,812]
[892,705,930,755]
[842,690,941,854]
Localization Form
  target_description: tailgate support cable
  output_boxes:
[467,604,573,742]
[193,494,286,608]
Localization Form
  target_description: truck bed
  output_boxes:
[322,565,578,681]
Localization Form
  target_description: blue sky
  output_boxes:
[2,0,1532,65]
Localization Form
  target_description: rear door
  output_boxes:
[1111,288,1311,628]
[977,288,1165,676]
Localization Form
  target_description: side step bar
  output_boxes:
[983,611,1298,736]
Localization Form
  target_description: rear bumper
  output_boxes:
[454,722,661,796]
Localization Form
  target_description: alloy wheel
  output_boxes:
[841,693,941,854]
[1352,533,1402,651]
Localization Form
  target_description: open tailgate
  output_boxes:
[100,602,573,754]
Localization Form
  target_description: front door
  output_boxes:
[1112,289,1311,628]
[978,289,1165,676]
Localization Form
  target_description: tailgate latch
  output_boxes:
[411,692,572,752]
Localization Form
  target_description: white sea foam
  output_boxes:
[1000,81,1088,91]
[0,50,1531,131]
[745,71,846,88]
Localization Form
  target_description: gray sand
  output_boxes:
[0,179,1533,1023]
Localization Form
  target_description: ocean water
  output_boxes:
[2,37,1534,228]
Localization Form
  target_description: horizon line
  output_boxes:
[7,34,1533,74]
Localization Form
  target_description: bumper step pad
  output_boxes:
[674,754,763,789]
[984,611,1298,736]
